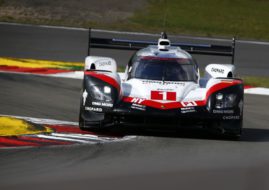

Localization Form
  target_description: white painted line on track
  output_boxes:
[50,133,133,142]
[244,88,269,96]
[51,133,103,141]
[48,71,84,79]
[37,133,136,144]
[37,134,95,144]
[1,22,269,46]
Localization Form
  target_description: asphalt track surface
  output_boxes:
[0,23,269,190]
[1,73,269,190]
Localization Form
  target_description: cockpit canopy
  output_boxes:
[128,56,198,82]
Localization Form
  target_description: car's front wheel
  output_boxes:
[222,119,242,139]
[207,118,242,140]
[79,103,106,132]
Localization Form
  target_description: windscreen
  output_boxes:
[131,57,197,81]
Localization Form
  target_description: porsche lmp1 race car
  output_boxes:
[79,31,244,138]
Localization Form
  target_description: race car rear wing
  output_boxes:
[87,28,236,64]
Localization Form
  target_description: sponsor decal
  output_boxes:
[181,101,197,107]
[151,91,176,101]
[213,109,234,114]
[123,80,241,110]
[157,88,174,91]
[211,68,224,74]
[131,98,145,104]
[82,90,88,106]
[92,102,113,107]
[131,104,146,111]
[96,60,111,66]
[223,115,240,120]
[85,107,103,112]
[142,80,185,86]
[181,107,196,114]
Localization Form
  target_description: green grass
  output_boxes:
[129,0,269,40]
[1,0,269,40]
[242,76,269,88]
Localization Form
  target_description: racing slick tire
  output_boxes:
[222,119,242,140]
[79,110,104,132]
[208,119,242,140]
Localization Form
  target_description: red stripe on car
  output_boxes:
[84,71,120,92]
[151,91,177,101]
[123,80,242,110]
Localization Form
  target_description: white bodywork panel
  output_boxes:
[122,79,199,101]
[85,44,237,105]
[85,56,117,73]
[205,63,235,78]
[118,75,226,103]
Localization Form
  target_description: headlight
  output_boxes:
[216,93,223,101]
[90,86,112,102]
[224,94,236,108]
[104,86,111,94]
[215,93,224,109]
[215,93,236,109]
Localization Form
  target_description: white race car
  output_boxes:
[79,31,244,138]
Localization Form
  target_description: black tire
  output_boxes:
[79,110,104,132]
[210,97,244,140]
[79,102,105,132]
[78,108,87,131]
[222,119,242,140]
[207,119,242,140]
